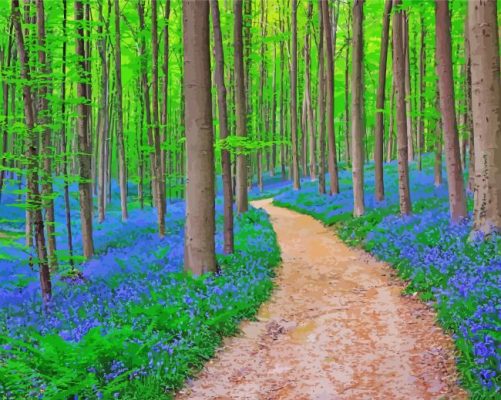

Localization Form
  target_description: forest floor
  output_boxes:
[177,198,467,400]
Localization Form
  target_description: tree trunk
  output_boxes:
[386,82,395,162]
[304,2,316,181]
[234,0,248,212]
[12,0,52,302]
[435,0,467,222]
[113,0,128,222]
[417,15,426,171]
[344,6,351,166]
[374,0,392,202]
[468,0,501,235]
[392,0,412,216]
[210,0,234,254]
[183,0,217,274]
[290,0,300,190]
[35,0,57,269]
[403,12,414,162]
[161,0,171,197]
[318,0,326,195]
[75,0,94,259]
[351,0,365,216]
[151,0,166,236]
[321,0,339,195]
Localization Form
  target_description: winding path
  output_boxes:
[177,199,466,400]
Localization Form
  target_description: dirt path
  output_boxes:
[177,199,466,400]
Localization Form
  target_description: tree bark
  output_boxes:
[351,0,365,216]
[318,0,326,195]
[374,0,392,202]
[234,0,248,212]
[75,0,94,259]
[402,11,414,162]
[321,0,339,195]
[435,0,467,222]
[210,0,234,254]
[290,0,301,190]
[468,0,501,235]
[152,0,166,236]
[417,15,426,171]
[183,0,217,274]
[113,0,129,222]
[392,0,412,216]
[161,0,171,196]
[12,0,52,302]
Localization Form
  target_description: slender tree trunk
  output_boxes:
[270,42,277,176]
[417,15,426,171]
[60,0,74,268]
[234,0,248,212]
[161,0,171,196]
[290,0,300,190]
[386,83,396,163]
[210,0,234,254]
[321,0,339,195]
[351,0,365,216]
[374,0,392,202]
[318,0,326,194]
[75,0,94,259]
[435,0,467,222]
[113,0,128,222]
[402,11,414,162]
[36,0,57,269]
[344,7,351,166]
[12,0,52,302]
[468,0,501,234]
[304,2,316,181]
[152,0,166,236]
[392,0,412,215]
[434,103,443,186]
[183,0,217,274]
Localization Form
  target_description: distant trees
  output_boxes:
[468,0,501,235]
[183,0,216,274]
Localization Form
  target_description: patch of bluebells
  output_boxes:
[0,178,280,398]
[274,155,500,396]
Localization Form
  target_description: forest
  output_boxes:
[0,0,500,398]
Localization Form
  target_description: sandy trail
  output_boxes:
[177,199,466,400]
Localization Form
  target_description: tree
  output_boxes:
[435,0,467,222]
[210,0,234,254]
[351,0,365,216]
[290,0,300,190]
[151,0,166,236]
[374,0,392,202]
[234,0,248,213]
[304,1,316,181]
[183,0,217,274]
[392,0,412,216]
[75,0,94,258]
[113,0,128,222]
[36,0,57,268]
[321,0,339,195]
[12,0,52,301]
[317,0,326,195]
[468,0,501,235]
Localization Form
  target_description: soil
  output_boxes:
[176,199,467,400]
